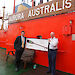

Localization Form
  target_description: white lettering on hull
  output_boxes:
[28,0,72,17]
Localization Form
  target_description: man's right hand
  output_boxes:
[48,38,51,42]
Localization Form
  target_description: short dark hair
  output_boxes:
[21,31,25,33]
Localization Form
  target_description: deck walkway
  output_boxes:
[0,48,73,75]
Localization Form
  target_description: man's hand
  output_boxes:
[48,38,51,42]
[54,46,57,47]
[24,46,26,50]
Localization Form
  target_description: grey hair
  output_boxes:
[50,32,55,35]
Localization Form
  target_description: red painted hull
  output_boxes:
[0,12,75,74]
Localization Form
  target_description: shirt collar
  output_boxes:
[51,37,55,39]
[21,35,24,38]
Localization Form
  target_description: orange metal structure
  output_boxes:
[13,0,15,13]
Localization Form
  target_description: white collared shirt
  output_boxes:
[49,37,58,50]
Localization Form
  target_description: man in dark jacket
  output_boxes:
[14,31,26,72]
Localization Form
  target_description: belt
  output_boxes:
[48,49,58,51]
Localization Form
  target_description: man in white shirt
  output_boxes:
[47,32,58,75]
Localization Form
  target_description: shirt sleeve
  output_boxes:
[14,36,19,49]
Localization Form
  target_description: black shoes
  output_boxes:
[47,71,51,74]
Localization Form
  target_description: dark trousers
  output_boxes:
[48,49,57,75]
[15,48,24,68]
